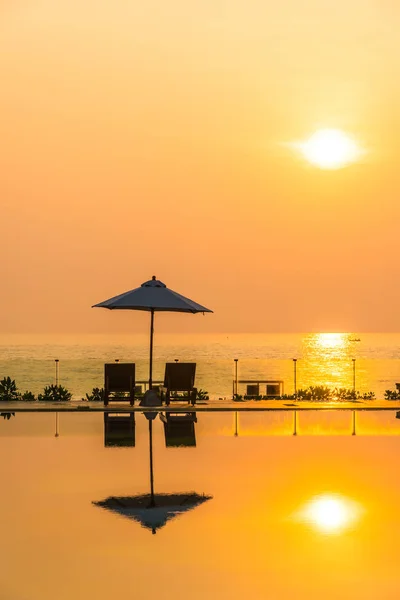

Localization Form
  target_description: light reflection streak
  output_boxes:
[295,493,363,534]
[299,333,362,391]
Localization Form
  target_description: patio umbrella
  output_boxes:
[92,276,213,388]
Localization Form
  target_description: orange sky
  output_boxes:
[1,1,400,333]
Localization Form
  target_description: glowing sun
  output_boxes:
[299,128,361,169]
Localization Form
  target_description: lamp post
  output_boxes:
[55,359,59,386]
[293,359,297,397]
[352,358,356,392]
[54,360,60,437]
[234,359,238,398]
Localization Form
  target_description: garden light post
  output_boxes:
[55,359,59,386]
[54,360,60,438]
[293,359,297,396]
[234,359,238,398]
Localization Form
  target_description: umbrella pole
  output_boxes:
[148,419,155,507]
[149,309,154,390]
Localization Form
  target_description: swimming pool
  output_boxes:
[1,410,399,599]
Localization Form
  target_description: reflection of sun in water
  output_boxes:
[298,129,361,169]
[303,333,354,390]
[296,494,362,534]
[315,333,347,350]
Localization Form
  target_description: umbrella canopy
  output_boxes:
[93,492,212,534]
[93,276,212,313]
[92,276,213,388]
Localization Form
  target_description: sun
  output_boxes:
[299,128,361,169]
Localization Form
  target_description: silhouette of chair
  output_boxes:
[162,363,197,406]
[104,363,135,406]
[159,412,197,447]
[104,412,136,447]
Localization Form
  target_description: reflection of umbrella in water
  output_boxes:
[94,492,211,534]
[93,413,212,534]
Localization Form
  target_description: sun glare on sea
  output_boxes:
[295,494,362,534]
[315,332,346,350]
[299,129,361,169]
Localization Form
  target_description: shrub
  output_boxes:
[20,391,36,402]
[360,391,376,400]
[0,377,19,402]
[295,386,375,402]
[335,388,356,400]
[385,389,400,400]
[237,387,376,402]
[196,389,209,401]
[84,387,105,402]
[38,385,72,402]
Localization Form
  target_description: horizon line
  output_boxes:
[1,331,400,336]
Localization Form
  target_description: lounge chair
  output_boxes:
[104,412,136,447]
[162,362,197,406]
[104,363,135,406]
[159,412,197,447]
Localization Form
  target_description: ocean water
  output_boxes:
[0,332,400,399]
[1,410,400,599]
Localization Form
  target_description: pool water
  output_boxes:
[1,410,400,599]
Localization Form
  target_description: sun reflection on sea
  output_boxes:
[299,333,364,391]
[315,333,348,350]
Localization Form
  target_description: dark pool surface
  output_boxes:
[1,410,400,599]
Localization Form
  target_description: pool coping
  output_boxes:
[1,400,400,413]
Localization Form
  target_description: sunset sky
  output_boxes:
[1,1,400,334]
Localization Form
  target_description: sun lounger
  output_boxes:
[104,363,135,406]
[161,362,197,406]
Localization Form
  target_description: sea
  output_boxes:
[1,332,399,399]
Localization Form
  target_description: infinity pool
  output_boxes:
[1,410,400,599]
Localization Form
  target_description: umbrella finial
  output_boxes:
[141,277,167,288]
